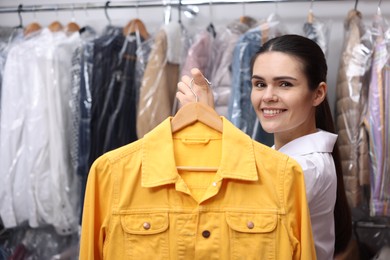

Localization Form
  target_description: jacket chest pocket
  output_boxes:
[121,213,169,259]
[226,212,277,260]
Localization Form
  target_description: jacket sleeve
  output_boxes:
[79,155,113,260]
[284,157,317,260]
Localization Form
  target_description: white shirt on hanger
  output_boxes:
[0,28,81,235]
[276,129,337,260]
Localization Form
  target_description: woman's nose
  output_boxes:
[262,87,278,102]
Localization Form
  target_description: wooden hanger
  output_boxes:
[239,15,257,28]
[307,0,314,23]
[307,10,314,24]
[122,18,149,40]
[172,102,222,172]
[48,21,63,32]
[65,21,80,33]
[24,22,42,36]
[171,102,223,133]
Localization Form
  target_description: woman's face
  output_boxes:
[251,51,322,141]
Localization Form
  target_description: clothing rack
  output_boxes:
[0,0,360,14]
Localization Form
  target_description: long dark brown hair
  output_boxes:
[251,34,352,254]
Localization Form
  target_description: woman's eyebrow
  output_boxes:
[273,76,298,81]
[251,75,298,81]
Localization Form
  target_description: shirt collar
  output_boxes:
[277,129,337,156]
[141,117,258,188]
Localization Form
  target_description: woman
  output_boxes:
[176,34,352,260]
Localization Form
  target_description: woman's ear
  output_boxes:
[313,82,327,107]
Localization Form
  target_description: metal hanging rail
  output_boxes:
[0,0,358,14]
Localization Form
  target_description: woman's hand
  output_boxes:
[176,68,215,108]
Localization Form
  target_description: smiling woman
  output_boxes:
[250,51,326,149]
[176,34,352,260]
[250,35,352,259]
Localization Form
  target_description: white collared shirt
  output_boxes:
[0,28,81,235]
[276,130,337,260]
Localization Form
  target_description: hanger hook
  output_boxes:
[163,0,172,25]
[377,0,382,15]
[17,4,23,28]
[32,5,37,20]
[54,4,59,18]
[242,1,246,17]
[136,1,139,18]
[354,0,359,10]
[84,3,89,17]
[189,79,199,102]
[310,0,314,11]
[71,4,76,22]
[178,0,182,24]
[105,1,112,25]
[209,1,213,20]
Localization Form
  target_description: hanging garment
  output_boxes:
[74,26,96,180]
[0,27,23,122]
[180,29,214,79]
[0,28,81,234]
[136,22,183,138]
[365,13,390,217]
[210,19,252,117]
[229,13,284,146]
[69,26,97,224]
[80,116,315,259]
[134,32,153,107]
[303,11,330,57]
[70,26,97,183]
[335,9,371,208]
[88,26,140,168]
[278,129,338,260]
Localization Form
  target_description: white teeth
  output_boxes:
[263,109,283,115]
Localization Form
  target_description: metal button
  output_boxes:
[212,182,217,187]
[143,222,151,230]
[247,221,254,229]
[202,230,211,238]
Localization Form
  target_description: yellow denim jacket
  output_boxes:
[80,117,316,260]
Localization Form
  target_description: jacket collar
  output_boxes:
[141,117,258,188]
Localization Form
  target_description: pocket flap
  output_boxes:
[226,212,277,233]
[121,213,169,235]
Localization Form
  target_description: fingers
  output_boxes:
[191,68,210,90]
[177,80,195,100]
[190,68,215,108]
[176,68,215,108]
[176,75,197,107]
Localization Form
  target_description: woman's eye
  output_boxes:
[280,81,293,87]
[253,82,266,88]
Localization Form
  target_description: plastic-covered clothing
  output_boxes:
[229,14,284,146]
[335,9,372,208]
[136,22,184,138]
[0,27,23,122]
[210,20,252,117]
[303,11,331,57]
[0,28,81,235]
[180,30,214,79]
[80,116,315,259]
[365,12,390,217]
[89,27,140,167]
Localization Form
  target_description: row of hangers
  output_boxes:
[22,16,150,40]
[18,2,150,40]
[17,0,384,38]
